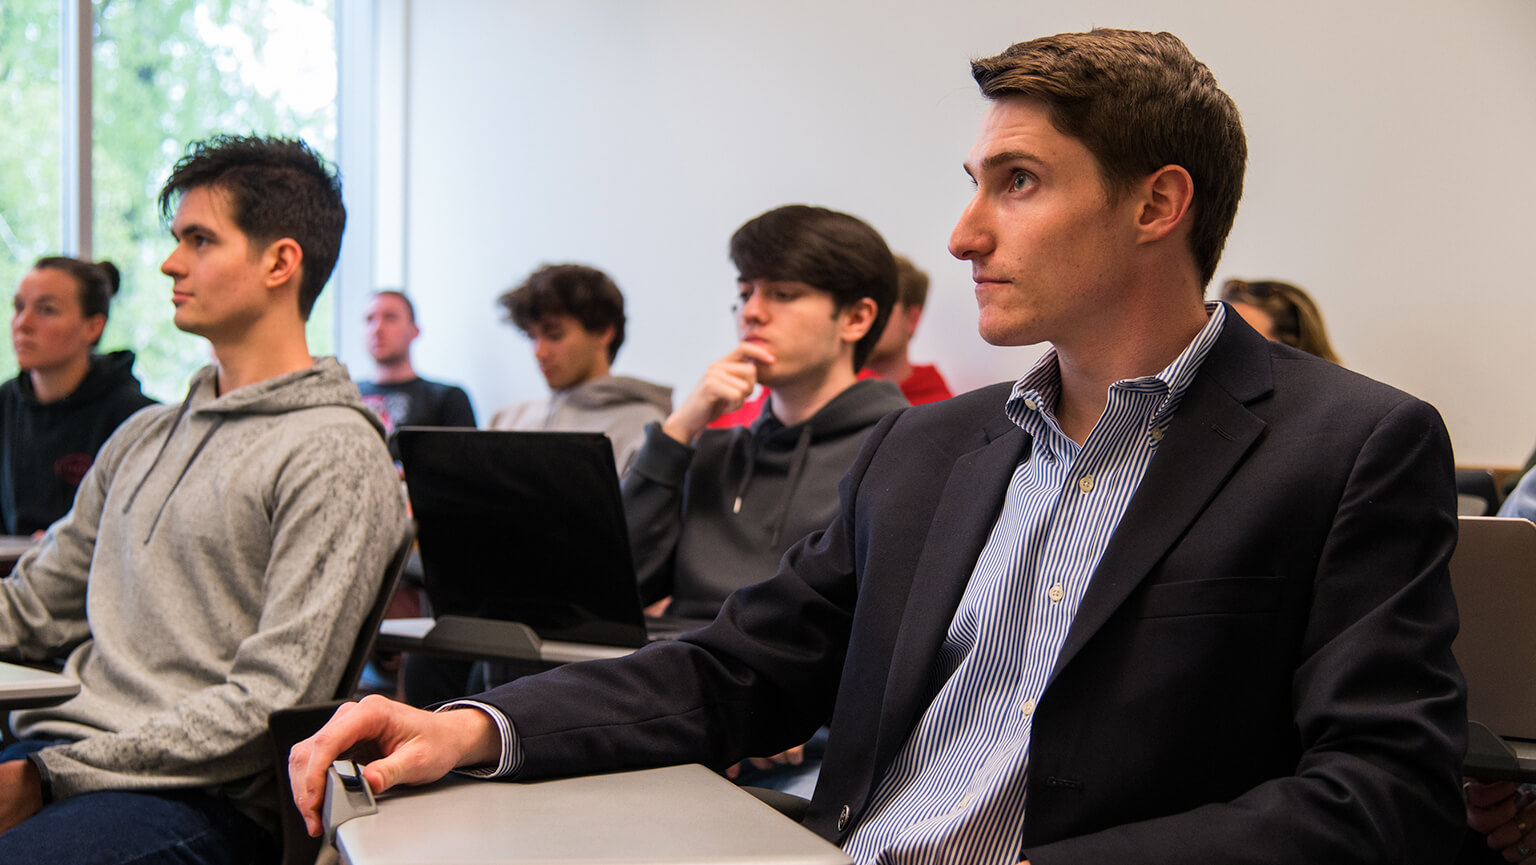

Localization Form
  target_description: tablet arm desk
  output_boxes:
[322,762,849,865]
[377,615,633,666]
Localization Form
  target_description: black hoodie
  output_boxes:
[624,378,908,621]
[0,349,156,535]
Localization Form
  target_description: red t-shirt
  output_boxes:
[706,365,951,429]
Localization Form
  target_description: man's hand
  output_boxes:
[661,342,776,444]
[725,744,805,780]
[288,695,501,838]
[0,758,44,834]
[1467,779,1536,863]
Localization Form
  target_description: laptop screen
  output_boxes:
[1451,516,1536,741]
[396,427,647,648]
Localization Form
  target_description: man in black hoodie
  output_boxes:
[624,204,908,626]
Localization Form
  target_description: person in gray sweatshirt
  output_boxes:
[488,263,672,476]
[0,135,406,865]
[404,264,672,707]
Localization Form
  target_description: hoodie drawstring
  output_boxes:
[120,389,195,516]
[768,424,814,546]
[725,427,754,515]
[119,383,226,544]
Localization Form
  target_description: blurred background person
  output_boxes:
[864,254,953,405]
[488,264,670,476]
[1220,278,1341,364]
[1216,276,1339,361]
[711,252,947,428]
[1,256,155,537]
[357,289,476,459]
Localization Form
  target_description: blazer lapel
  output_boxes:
[1048,322,1274,682]
[873,411,1030,772]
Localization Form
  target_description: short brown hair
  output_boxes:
[971,29,1246,288]
[498,264,627,362]
[893,255,929,309]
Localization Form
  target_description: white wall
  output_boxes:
[337,0,1536,467]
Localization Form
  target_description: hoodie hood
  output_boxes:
[630,376,908,619]
[121,357,384,542]
[188,357,386,435]
[16,350,147,408]
[746,377,907,448]
[726,377,907,546]
[562,375,673,415]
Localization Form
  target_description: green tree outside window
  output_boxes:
[0,0,336,402]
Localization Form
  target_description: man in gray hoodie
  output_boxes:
[0,135,406,864]
[488,264,672,476]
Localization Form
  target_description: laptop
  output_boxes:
[1451,515,1536,780]
[396,427,654,649]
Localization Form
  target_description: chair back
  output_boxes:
[1457,468,1502,517]
[268,524,416,865]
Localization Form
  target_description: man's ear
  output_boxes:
[903,302,924,334]
[838,297,879,344]
[596,324,616,351]
[262,237,304,290]
[1135,164,1195,245]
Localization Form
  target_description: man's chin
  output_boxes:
[977,323,1045,348]
[171,313,204,338]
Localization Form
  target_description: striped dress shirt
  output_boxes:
[842,304,1226,865]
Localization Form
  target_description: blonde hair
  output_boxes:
[1221,279,1340,364]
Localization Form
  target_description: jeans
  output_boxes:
[0,739,276,865]
[732,725,828,800]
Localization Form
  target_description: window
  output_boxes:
[0,3,64,329]
[0,0,337,401]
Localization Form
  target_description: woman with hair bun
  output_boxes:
[1,255,156,536]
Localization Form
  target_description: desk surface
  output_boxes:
[0,534,38,573]
[336,763,849,865]
[0,659,79,710]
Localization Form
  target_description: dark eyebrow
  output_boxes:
[171,222,216,240]
[964,149,1046,179]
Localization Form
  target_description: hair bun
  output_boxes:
[95,260,121,296]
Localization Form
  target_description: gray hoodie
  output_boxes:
[0,357,406,829]
[489,374,673,475]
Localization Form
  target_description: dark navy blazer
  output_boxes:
[483,312,1467,864]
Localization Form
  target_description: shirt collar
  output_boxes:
[1005,302,1227,431]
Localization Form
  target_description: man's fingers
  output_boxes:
[731,341,777,365]
[290,697,396,836]
[1469,779,1521,808]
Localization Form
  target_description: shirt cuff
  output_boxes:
[435,700,523,779]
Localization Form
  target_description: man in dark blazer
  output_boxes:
[290,29,1466,864]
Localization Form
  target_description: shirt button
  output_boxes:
[1078,475,1094,494]
[838,804,850,831]
[1150,428,1165,442]
[1022,699,1036,717]
[1023,398,1039,411]
[1048,584,1064,603]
